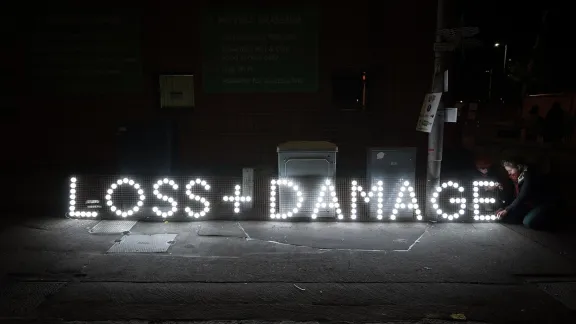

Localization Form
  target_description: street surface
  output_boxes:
[1,217,576,323]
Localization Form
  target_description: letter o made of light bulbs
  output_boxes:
[185,178,211,218]
[270,179,304,219]
[105,178,145,217]
[431,181,466,221]
[472,180,498,221]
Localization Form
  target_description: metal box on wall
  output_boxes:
[277,141,338,218]
[277,141,337,178]
[366,147,417,220]
[159,75,195,109]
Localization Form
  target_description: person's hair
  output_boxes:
[474,154,492,168]
[529,105,539,114]
[501,156,526,171]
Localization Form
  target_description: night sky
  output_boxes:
[451,1,575,101]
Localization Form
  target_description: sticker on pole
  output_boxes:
[416,92,442,133]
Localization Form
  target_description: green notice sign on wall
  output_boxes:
[202,8,318,93]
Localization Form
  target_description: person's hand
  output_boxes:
[496,209,508,217]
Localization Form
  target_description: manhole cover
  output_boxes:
[90,220,138,234]
[107,234,177,253]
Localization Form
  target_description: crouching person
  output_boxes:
[496,157,557,230]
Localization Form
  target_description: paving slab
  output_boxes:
[240,222,428,250]
[37,282,570,323]
[0,321,490,324]
[198,222,247,238]
[107,234,177,253]
[503,224,576,261]
[128,221,200,235]
[0,280,66,317]
[90,221,138,234]
[0,251,92,280]
[19,218,98,232]
[538,282,576,310]
[0,224,119,254]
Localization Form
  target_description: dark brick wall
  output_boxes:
[3,1,436,175]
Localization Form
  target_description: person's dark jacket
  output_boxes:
[505,168,550,213]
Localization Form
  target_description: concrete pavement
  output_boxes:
[1,217,576,323]
[0,321,490,324]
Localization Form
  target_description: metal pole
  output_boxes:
[503,44,508,72]
[488,69,493,101]
[361,72,367,110]
[425,0,448,221]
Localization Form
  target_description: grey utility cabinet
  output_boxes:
[276,141,338,218]
[277,141,337,178]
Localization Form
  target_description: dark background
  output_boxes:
[0,1,573,174]
[0,1,436,176]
